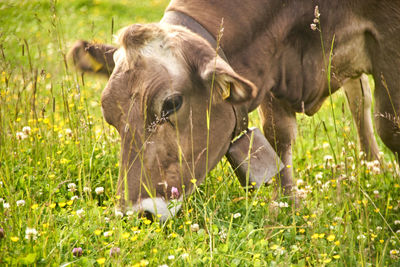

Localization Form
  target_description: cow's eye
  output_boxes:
[161,94,183,118]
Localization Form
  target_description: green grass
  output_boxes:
[1,0,399,266]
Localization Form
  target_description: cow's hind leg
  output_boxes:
[259,93,297,195]
[343,74,380,160]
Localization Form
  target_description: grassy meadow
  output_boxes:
[0,0,399,266]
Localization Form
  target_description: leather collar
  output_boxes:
[161,10,248,138]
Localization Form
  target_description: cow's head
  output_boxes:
[69,23,257,220]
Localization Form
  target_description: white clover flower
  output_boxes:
[357,234,366,240]
[16,131,28,140]
[25,227,38,240]
[71,196,79,201]
[83,186,91,193]
[373,190,379,195]
[376,226,383,231]
[95,187,104,195]
[22,126,31,135]
[394,220,400,225]
[76,208,85,218]
[103,231,113,237]
[126,210,134,217]
[190,223,200,232]
[3,202,10,209]
[167,255,175,260]
[233,212,241,219]
[104,217,110,223]
[322,142,329,149]
[181,253,189,259]
[115,210,124,218]
[324,155,333,162]
[296,179,304,187]
[67,183,77,192]
[16,200,25,207]
[65,128,73,137]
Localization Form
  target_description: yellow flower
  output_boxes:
[170,233,178,238]
[299,229,305,234]
[66,200,73,206]
[327,234,335,242]
[58,202,66,208]
[122,232,130,239]
[131,235,138,241]
[333,255,340,259]
[318,233,325,239]
[143,219,152,225]
[190,178,197,184]
[11,236,19,242]
[96,257,106,265]
[31,204,39,210]
[49,203,56,209]
[323,258,332,263]
[94,230,102,236]
[374,208,380,213]
[379,239,384,244]
[334,241,341,246]
[311,233,319,239]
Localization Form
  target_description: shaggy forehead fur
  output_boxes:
[115,23,193,74]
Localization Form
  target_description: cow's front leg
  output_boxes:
[343,74,380,160]
[259,93,297,195]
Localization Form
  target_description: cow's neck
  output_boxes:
[164,0,309,112]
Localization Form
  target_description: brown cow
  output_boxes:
[69,0,400,220]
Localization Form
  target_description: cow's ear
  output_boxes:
[68,40,117,77]
[200,57,258,103]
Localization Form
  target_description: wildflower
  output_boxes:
[181,253,189,259]
[76,208,85,218]
[95,187,104,195]
[16,131,28,140]
[390,250,399,259]
[25,227,38,240]
[72,247,83,257]
[233,212,241,219]
[126,210,134,217]
[115,210,124,218]
[83,186,91,193]
[327,234,335,242]
[71,196,79,201]
[296,179,304,186]
[310,23,317,31]
[97,257,106,265]
[22,126,31,135]
[3,202,10,209]
[168,255,175,260]
[271,201,289,208]
[16,200,25,207]
[159,265,169,267]
[394,220,400,225]
[65,128,73,137]
[110,247,121,257]
[171,187,179,199]
[190,223,200,232]
[357,234,366,240]
[68,183,77,192]
[314,5,320,18]
[0,228,4,238]
[103,231,113,237]
[94,229,102,236]
[11,236,19,242]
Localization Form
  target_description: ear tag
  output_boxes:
[84,53,103,72]
[222,82,231,100]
